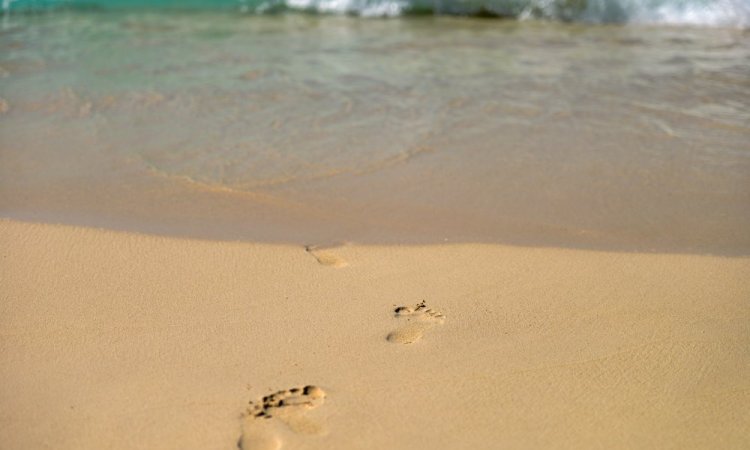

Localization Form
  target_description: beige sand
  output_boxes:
[1,219,748,450]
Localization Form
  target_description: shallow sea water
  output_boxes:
[1,13,749,254]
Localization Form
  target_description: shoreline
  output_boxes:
[2,218,748,449]
[3,212,749,257]
[3,17,748,259]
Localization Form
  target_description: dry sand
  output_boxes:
[1,219,748,449]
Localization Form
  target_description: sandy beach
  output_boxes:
[2,218,748,449]
[2,4,750,449]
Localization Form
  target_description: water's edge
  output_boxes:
[2,15,748,256]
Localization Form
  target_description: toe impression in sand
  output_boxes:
[240,385,327,450]
[386,301,445,344]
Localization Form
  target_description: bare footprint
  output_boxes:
[239,385,327,450]
[305,245,348,268]
[386,301,445,344]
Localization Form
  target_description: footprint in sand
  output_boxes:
[239,385,327,450]
[386,301,445,344]
[305,245,348,268]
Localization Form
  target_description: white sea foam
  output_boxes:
[284,0,407,16]
[635,0,750,27]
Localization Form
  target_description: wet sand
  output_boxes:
[2,218,749,449]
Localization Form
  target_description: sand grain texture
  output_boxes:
[1,219,749,449]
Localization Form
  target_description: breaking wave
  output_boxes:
[3,0,749,27]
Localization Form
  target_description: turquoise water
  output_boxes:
[0,13,749,253]
[4,0,750,26]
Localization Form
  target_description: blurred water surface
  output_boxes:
[1,13,749,253]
